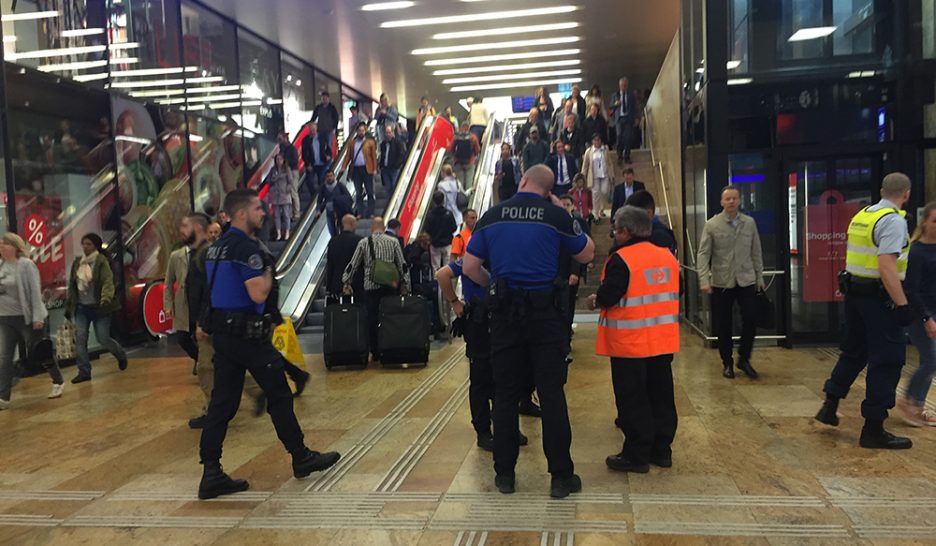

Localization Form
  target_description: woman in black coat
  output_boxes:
[581,103,608,148]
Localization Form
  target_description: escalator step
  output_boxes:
[311,298,327,313]
[306,313,325,327]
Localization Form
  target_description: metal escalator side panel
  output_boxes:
[468,116,504,216]
[383,115,437,225]
[395,117,455,245]
[404,148,450,243]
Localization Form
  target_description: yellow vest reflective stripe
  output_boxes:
[844,206,908,280]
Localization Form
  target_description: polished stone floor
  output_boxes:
[1,325,935,545]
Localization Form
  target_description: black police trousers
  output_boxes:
[464,305,494,437]
[199,333,305,463]
[823,292,906,421]
[490,301,573,479]
[611,355,678,464]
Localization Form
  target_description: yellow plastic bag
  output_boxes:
[272,317,305,367]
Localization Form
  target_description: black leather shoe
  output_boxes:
[118,358,128,371]
[253,394,267,417]
[737,360,758,379]
[815,401,840,427]
[605,453,650,473]
[550,474,582,499]
[292,448,341,478]
[722,364,735,379]
[293,371,311,397]
[198,463,249,500]
[859,429,913,450]
[650,455,673,468]
[495,474,515,494]
[477,433,494,452]
[71,375,91,384]
[188,415,206,429]
[519,399,542,418]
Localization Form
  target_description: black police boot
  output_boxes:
[605,452,650,474]
[293,370,311,397]
[292,448,341,478]
[550,474,582,499]
[495,474,516,494]
[815,397,840,427]
[650,454,673,468]
[198,462,249,500]
[477,433,494,452]
[519,398,542,418]
[737,359,759,379]
[859,420,912,450]
[188,414,206,429]
[722,361,735,379]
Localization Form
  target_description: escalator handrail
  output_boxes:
[405,148,450,243]
[383,116,438,223]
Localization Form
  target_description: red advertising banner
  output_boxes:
[142,282,174,336]
[398,118,455,245]
[804,190,862,302]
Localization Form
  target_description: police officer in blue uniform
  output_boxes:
[198,189,340,500]
[463,165,595,498]
[437,260,529,452]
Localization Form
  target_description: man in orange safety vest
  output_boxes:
[589,205,679,474]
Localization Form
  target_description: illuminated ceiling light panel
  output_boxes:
[425,48,579,66]
[382,6,578,28]
[433,59,580,76]
[788,26,836,41]
[130,89,186,97]
[37,60,107,72]
[111,66,198,77]
[450,76,582,92]
[110,57,140,65]
[186,93,244,103]
[73,73,109,82]
[727,78,753,85]
[210,100,262,109]
[6,44,105,60]
[726,60,741,70]
[442,68,581,84]
[61,28,105,37]
[361,1,414,10]
[433,22,579,40]
[108,42,141,50]
[413,36,578,55]
[110,79,186,88]
[185,76,224,83]
[1,10,59,22]
[186,84,243,94]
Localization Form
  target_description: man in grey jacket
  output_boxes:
[697,185,765,379]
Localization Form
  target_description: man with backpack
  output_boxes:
[451,122,481,190]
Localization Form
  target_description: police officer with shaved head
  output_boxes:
[463,165,595,499]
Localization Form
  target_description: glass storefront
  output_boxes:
[0,1,377,341]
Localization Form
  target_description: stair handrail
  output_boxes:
[642,105,675,233]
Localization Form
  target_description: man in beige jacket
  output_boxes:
[697,185,765,379]
[164,213,209,366]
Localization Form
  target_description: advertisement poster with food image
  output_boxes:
[189,115,244,213]
[113,97,193,289]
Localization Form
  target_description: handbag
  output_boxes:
[54,319,77,361]
[755,290,776,330]
[368,235,400,288]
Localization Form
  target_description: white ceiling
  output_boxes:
[197,0,680,116]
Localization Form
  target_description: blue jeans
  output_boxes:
[381,167,401,194]
[469,125,486,144]
[75,305,127,378]
[906,319,936,404]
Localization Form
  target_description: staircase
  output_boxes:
[301,179,392,333]
[575,148,661,310]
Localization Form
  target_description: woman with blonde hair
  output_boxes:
[0,233,64,409]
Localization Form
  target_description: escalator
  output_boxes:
[279,115,455,330]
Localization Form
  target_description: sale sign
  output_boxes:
[803,190,862,302]
[142,282,174,336]
[24,214,48,248]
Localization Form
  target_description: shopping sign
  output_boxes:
[142,282,174,336]
[803,190,862,302]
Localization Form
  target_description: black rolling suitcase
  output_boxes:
[378,294,431,367]
[323,296,369,369]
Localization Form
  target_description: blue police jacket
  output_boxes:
[448,259,485,303]
[205,227,266,314]
[466,192,588,291]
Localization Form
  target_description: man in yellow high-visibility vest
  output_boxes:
[815,173,919,449]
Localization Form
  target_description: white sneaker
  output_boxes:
[0,399,9,410]
[48,383,65,399]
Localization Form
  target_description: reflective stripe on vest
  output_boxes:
[844,206,909,280]
[596,241,680,359]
